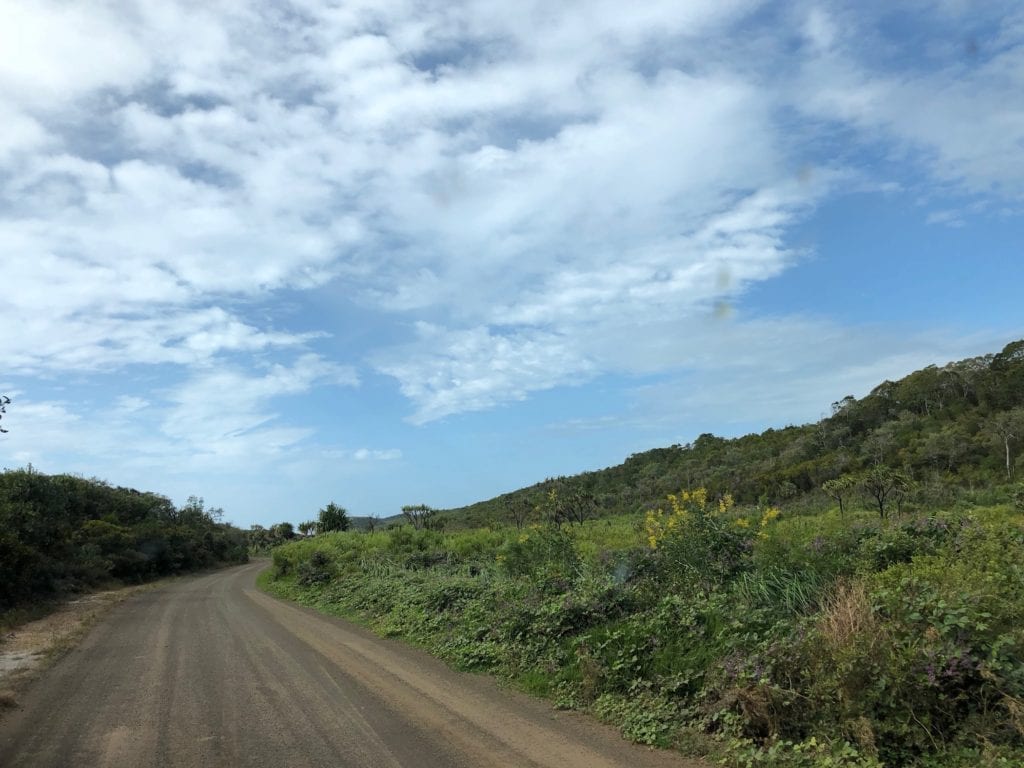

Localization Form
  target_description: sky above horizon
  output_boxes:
[2,0,1022,528]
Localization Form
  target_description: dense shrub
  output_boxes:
[263,495,1024,767]
[0,468,248,609]
[296,550,335,586]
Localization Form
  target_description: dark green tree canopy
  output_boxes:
[271,521,295,540]
[401,504,436,530]
[318,502,351,533]
[0,468,248,610]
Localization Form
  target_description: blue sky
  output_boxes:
[1,0,1022,527]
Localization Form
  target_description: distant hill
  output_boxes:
[441,339,1024,527]
[349,514,404,531]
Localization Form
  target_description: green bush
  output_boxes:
[296,550,335,586]
[0,468,247,609]
[261,501,1024,768]
[497,525,579,580]
[1012,484,1024,512]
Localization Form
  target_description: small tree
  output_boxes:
[990,408,1024,480]
[0,394,9,433]
[560,489,597,526]
[503,496,531,530]
[822,475,856,517]
[860,467,910,519]
[297,520,316,537]
[365,515,380,533]
[248,524,270,549]
[318,502,351,533]
[179,495,210,525]
[271,521,295,541]
[541,486,596,527]
[892,477,915,518]
[401,504,435,530]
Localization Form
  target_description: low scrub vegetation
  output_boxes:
[0,467,248,612]
[264,494,1024,767]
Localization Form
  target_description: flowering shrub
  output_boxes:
[644,488,731,548]
[644,489,781,591]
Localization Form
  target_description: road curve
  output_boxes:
[0,562,704,768]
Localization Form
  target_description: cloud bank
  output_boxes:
[3,0,1022,449]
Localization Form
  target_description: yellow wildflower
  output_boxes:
[760,506,780,528]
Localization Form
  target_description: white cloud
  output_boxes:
[792,5,1024,196]
[926,209,967,227]
[352,448,402,461]
[0,354,357,479]
[113,396,149,414]
[373,175,828,422]
[0,104,48,161]
[0,1,150,102]
[0,399,82,468]
[803,8,837,53]
[158,354,358,465]
[376,324,596,423]
[2,0,1022,442]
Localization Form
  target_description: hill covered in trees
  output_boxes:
[267,338,1024,767]
[444,339,1024,527]
[0,468,248,611]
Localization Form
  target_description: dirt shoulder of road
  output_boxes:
[0,582,162,713]
[0,562,257,716]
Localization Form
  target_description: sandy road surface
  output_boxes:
[0,562,704,767]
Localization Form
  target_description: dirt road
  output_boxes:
[0,562,704,767]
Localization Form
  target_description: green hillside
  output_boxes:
[265,338,1024,767]
[443,339,1024,527]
